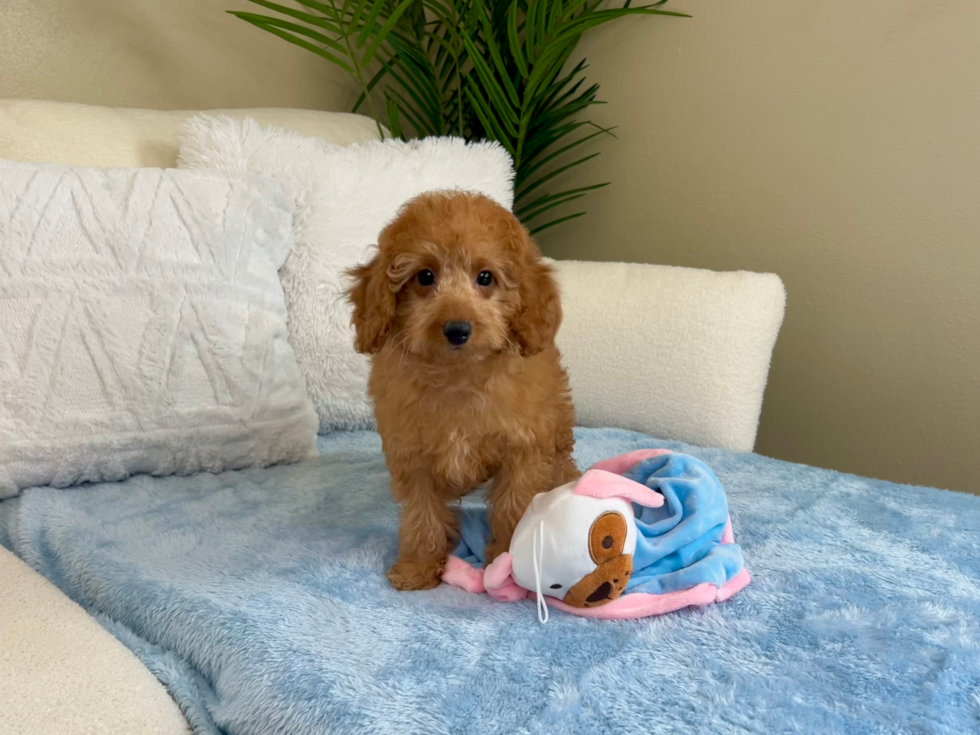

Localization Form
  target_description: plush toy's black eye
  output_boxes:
[418,269,435,286]
[476,270,493,287]
[602,535,614,550]
[550,583,562,590]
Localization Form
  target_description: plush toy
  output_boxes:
[442,449,751,621]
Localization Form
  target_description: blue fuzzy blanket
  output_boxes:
[624,452,742,592]
[2,428,980,734]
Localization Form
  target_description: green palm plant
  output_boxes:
[230,0,686,233]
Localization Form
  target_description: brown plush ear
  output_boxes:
[510,230,562,356]
[589,512,628,564]
[345,250,395,354]
[560,511,632,608]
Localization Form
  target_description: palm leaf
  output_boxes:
[385,93,405,138]
[461,37,519,133]
[506,3,529,78]
[230,0,687,229]
[352,63,392,114]
[230,12,349,55]
[522,193,589,226]
[362,0,418,64]
[385,37,442,111]
[378,59,440,133]
[519,124,616,184]
[347,0,370,34]
[464,82,514,152]
[290,0,350,16]
[516,151,600,201]
[536,58,588,111]
[231,14,355,73]
[516,182,609,219]
[241,0,342,31]
[530,210,587,234]
[475,9,521,108]
[386,87,430,134]
[355,0,386,41]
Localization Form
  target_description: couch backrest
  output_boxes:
[553,260,785,452]
[0,99,785,451]
[0,99,380,168]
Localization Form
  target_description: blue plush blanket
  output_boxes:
[625,453,742,593]
[3,428,980,735]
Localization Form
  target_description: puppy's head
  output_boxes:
[346,191,561,360]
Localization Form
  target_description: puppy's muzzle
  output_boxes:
[442,321,472,347]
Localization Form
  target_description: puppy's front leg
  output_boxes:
[486,450,554,563]
[388,468,456,591]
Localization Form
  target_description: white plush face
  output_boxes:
[508,482,637,599]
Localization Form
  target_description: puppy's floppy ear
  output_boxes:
[509,224,563,356]
[346,248,395,354]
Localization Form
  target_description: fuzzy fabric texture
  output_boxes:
[176,115,515,432]
[0,158,318,497]
[3,428,979,734]
[552,260,787,451]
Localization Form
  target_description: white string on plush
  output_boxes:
[532,519,549,624]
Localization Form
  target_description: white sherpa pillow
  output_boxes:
[0,158,318,497]
[176,115,514,431]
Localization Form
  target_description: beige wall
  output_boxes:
[538,0,980,493]
[0,0,357,110]
[2,0,977,492]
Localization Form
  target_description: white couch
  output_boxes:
[0,100,785,735]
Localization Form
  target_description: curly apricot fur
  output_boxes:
[346,192,579,590]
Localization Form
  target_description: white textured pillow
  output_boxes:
[176,115,514,431]
[0,158,318,497]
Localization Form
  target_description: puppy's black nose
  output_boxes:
[443,321,472,346]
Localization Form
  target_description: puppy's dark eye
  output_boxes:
[417,269,435,286]
[550,583,562,590]
[476,270,493,287]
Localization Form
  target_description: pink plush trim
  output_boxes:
[573,469,665,508]
[546,568,752,620]
[442,555,486,594]
[721,518,734,545]
[715,568,751,602]
[483,552,513,590]
[481,552,530,602]
[587,448,670,475]
[488,581,529,602]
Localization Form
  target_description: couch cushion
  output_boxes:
[0,99,380,168]
[554,261,786,452]
[0,547,189,735]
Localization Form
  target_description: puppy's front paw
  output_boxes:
[386,559,444,591]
